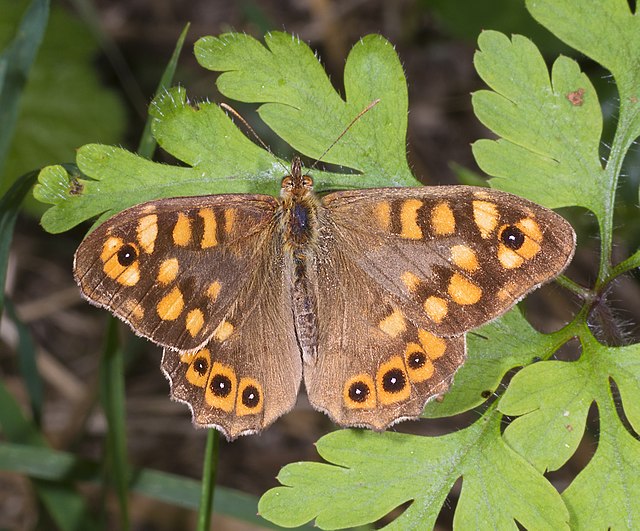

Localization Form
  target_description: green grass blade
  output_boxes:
[0,170,38,315]
[0,442,302,529]
[0,381,98,529]
[137,23,190,159]
[99,317,130,530]
[0,0,49,176]
[198,429,220,530]
[4,299,43,426]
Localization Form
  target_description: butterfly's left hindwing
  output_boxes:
[74,194,279,352]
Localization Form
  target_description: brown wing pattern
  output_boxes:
[305,235,466,429]
[161,236,302,439]
[321,185,575,337]
[74,194,279,352]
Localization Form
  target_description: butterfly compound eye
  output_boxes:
[500,225,526,250]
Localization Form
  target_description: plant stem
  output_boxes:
[197,429,220,531]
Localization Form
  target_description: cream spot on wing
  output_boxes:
[117,266,140,286]
[401,271,421,292]
[378,308,407,337]
[186,309,205,337]
[450,245,479,272]
[498,245,525,269]
[448,273,482,305]
[400,199,423,240]
[374,202,391,231]
[173,213,192,246]
[431,202,456,236]
[137,214,158,253]
[213,319,234,342]
[157,286,184,320]
[224,208,236,234]
[207,281,221,301]
[157,258,179,285]
[518,217,542,242]
[198,208,217,248]
[124,299,144,321]
[423,296,448,323]
[473,201,499,238]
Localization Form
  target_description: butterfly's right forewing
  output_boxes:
[74,194,279,352]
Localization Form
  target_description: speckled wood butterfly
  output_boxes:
[74,158,575,439]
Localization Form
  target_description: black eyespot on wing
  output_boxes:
[348,381,371,403]
[241,385,260,408]
[382,368,406,393]
[500,225,525,250]
[117,244,138,266]
[210,374,232,397]
[194,357,208,376]
[407,351,427,370]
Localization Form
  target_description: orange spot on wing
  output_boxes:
[431,202,456,236]
[199,208,217,248]
[448,273,482,305]
[400,199,423,239]
[473,201,498,238]
[450,245,479,272]
[157,258,179,285]
[186,308,205,337]
[173,213,192,246]
[157,286,185,320]
[423,296,448,323]
[137,214,158,253]
[374,202,391,231]
[378,308,407,337]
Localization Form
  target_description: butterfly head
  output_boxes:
[281,157,314,201]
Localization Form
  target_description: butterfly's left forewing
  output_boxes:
[322,185,576,336]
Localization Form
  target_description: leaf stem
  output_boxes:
[555,274,591,301]
[197,429,220,531]
[598,97,639,286]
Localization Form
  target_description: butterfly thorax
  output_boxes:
[279,159,321,362]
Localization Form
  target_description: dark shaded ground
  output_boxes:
[3,1,639,529]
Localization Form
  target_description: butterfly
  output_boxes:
[74,157,575,439]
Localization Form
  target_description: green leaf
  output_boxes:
[561,410,640,529]
[35,34,417,233]
[499,329,640,527]
[0,0,49,181]
[0,378,99,529]
[4,299,43,426]
[472,30,604,215]
[196,32,414,184]
[99,318,130,529]
[525,0,640,148]
[498,359,593,472]
[0,1,125,197]
[423,308,567,418]
[259,410,568,529]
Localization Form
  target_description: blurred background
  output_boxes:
[1,0,639,529]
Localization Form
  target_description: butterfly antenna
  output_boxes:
[310,98,381,170]
[220,102,290,174]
